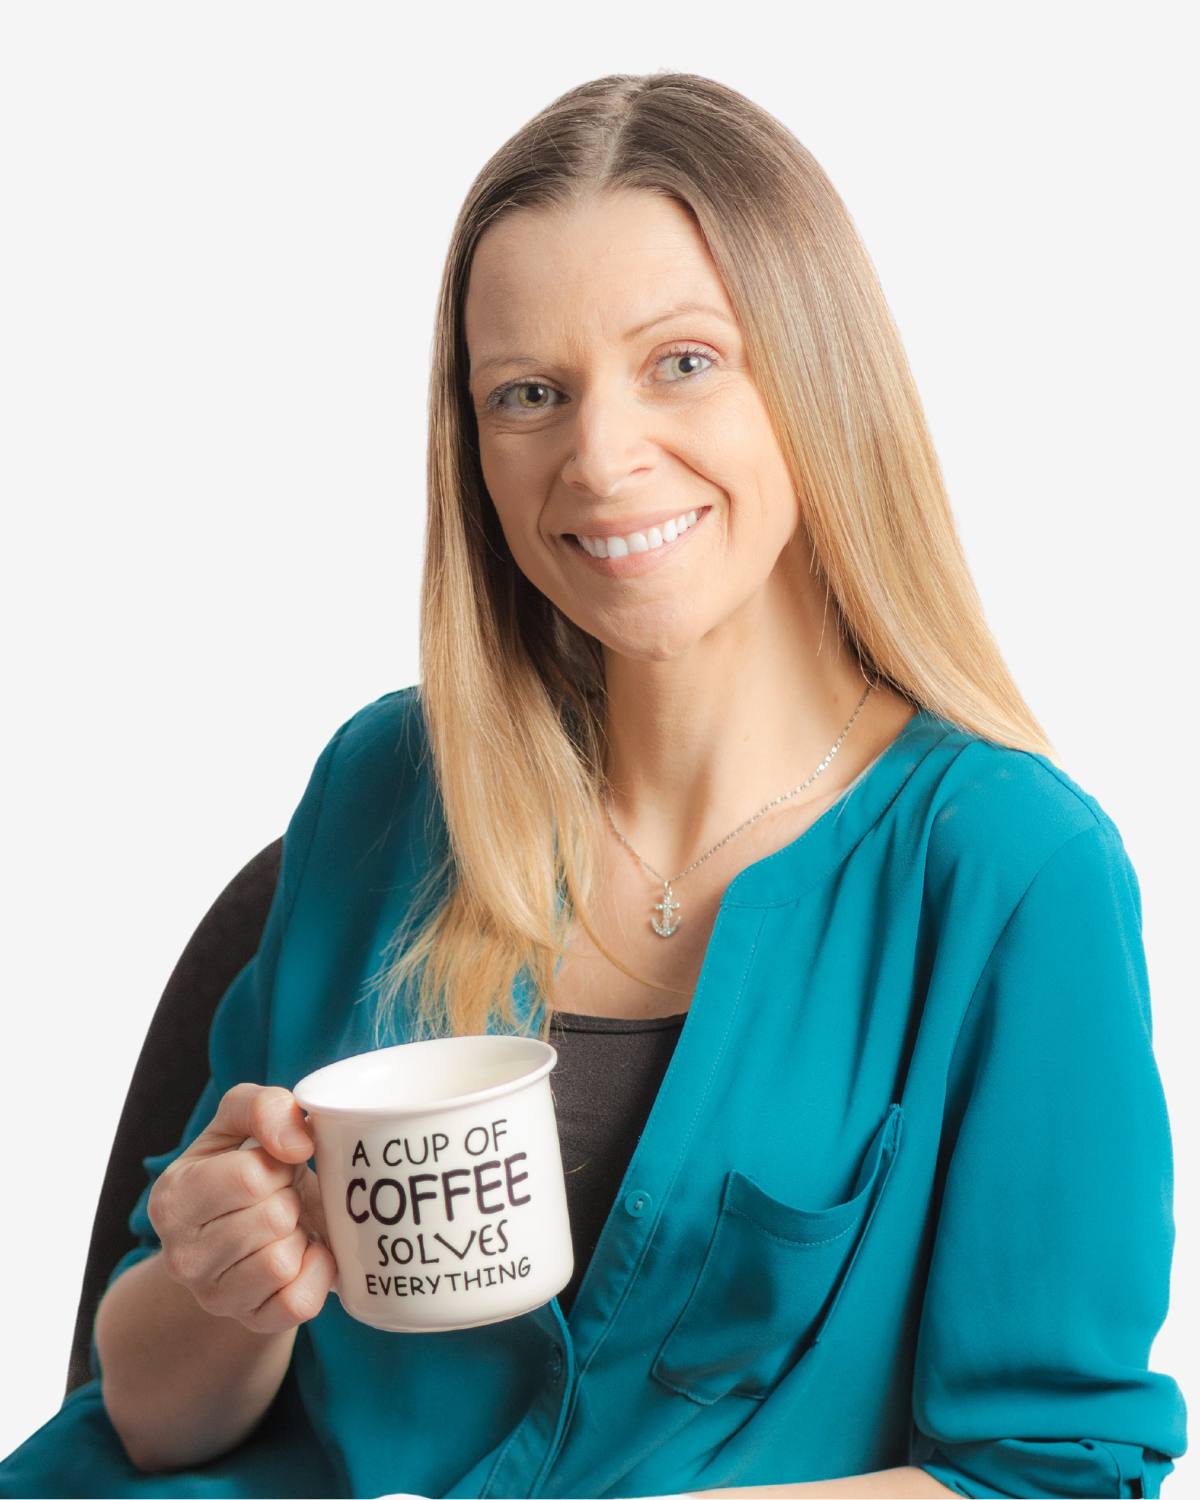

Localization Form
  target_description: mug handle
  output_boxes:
[239,1135,342,1301]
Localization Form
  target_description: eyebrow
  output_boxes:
[469,300,735,379]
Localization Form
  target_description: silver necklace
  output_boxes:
[601,680,876,938]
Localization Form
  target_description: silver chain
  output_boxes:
[600,679,876,937]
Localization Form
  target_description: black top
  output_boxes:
[546,1008,688,1318]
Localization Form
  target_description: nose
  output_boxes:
[561,387,656,499]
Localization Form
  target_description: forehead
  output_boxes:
[463,190,734,356]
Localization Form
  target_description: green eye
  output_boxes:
[513,383,555,411]
[661,348,714,381]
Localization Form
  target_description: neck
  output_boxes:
[600,572,892,876]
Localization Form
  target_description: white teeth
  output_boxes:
[575,507,704,559]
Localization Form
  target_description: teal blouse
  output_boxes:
[0,687,1187,1498]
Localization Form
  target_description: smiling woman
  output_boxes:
[0,68,1185,1500]
[463,189,808,662]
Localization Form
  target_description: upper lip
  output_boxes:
[563,506,706,539]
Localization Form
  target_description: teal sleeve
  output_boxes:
[87,711,353,1386]
[909,821,1188,1499]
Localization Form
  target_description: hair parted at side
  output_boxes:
[360,69,1058,1050]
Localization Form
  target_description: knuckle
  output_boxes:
[269,1187,301,1238]
[224,1081,257,1111]
[264,1233,302,1283]
[191,1281,221,1316]
[161,1242,194,1284]
[238,1302,269,1334]
[235,1151,268,1200]
[283,1277,321,1322]
[147,1164,184,1234]
[262,1193,288,1240]
[145,1186,165,1237]
[250,1084,293,1135]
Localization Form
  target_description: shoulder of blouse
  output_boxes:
[919,723,1134,913]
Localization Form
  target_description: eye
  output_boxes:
[490,380,559,415]
[657,346,716,383]
[484,343,718,414]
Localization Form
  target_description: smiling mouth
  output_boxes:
[564,506,711,569]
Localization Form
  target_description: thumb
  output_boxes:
[191,1083,314,1166]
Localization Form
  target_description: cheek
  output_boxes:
[480,450,539,546]
[685,393,791,509]
[480,464,566,595]
[729,436,799,543]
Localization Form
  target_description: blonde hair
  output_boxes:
[363,70,1057,1050]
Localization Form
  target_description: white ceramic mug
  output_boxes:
[243,1034,573,1333]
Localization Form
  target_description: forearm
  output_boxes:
[95,1248,298,1473]
[689,1464,960,1497]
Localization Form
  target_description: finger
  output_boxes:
[158,1134,298,1234]
[209,1225,310,1318]
[242,1239,337,1335]
[188,1184,304,1286]
[190,1083,313,1166]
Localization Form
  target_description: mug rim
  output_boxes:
[292,1034,558,1120]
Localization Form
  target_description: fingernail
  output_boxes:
[284,1126,311,1151]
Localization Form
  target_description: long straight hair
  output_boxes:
[363,71,1057,1049]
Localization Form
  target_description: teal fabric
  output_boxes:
[0,686,1186,1498]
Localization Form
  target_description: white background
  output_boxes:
[1,0,1194,1484]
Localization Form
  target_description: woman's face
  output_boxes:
[463,188,802,663]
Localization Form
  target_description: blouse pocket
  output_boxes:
[651,1102,903,1406]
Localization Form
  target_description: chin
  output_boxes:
[596,616,711,664]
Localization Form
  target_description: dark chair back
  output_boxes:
[65,838,283,1400]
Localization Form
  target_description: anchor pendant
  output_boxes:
[652,882,681,938]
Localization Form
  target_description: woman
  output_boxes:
[0,72,1186,1499]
